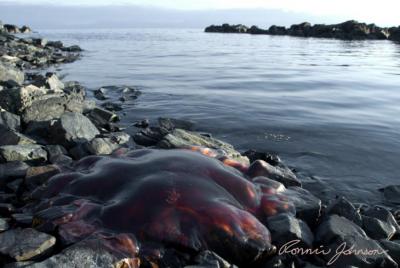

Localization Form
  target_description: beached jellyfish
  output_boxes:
[30,148,295,266]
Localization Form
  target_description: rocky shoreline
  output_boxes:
[1,21,400,268]
[205,20,400,41]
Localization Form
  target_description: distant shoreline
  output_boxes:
[205,20,400,41]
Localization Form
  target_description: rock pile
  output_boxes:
[205,20,400,41]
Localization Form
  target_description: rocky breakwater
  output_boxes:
[0,21,32,34]
[205,20,400,41]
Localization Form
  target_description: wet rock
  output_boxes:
[49,112,100,148]
[0,161,29,182]
[315,215,396,268]
[25,165,60,190]
[94,87,108,100]
[0,61,24,85]
[187,250,233,268]
[0,110,21,131]
[87,137,120,155]
[3,24,20,34]
[88,107,119,130]
[105,132,132,146]
[32,73,64,93]
[382,185,400,204]
[45,145,68,163]
[133,119,150,129]
[7,178,23,193]
[266,213,313,248]
[158,117,194,131]
[20,26,32,33]
[101,101,122,111]
[0,144,47,163]
[247,160,301,187]
[159,128,249,165]
[379,240,400,264]
[46,40,63,49]
[243,149,281,166]
[0,84,47,114]
[268,25,288,35]
[0,203,15,216]
[362,206,400,235]
[61,45,82,52]
[68,143,91,160]
[133,127,166,146]
[0,228,56,261]
[12,213,33,227]
[0,217,9,232]
[284,186,321,227]
[0,125,36,146]
[205,24,249,33]
[362,215,396,240]
[25,238,139,268]
[23,121,51,145]
[326,196,362,226]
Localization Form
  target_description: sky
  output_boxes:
[0,0,399,28]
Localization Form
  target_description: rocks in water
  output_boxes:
[204,20,400,41]
[158,128,249,165]
[0,61,24,85]
[94,87,108,100]
[87,137,120,155]
[284,186,321,227]
[3,24,20,34]
[325,196,362,226]
[0,145,47,163]
[362,206,400,238]
[0,110,21,131]
[87,107,119,130]
[247,160,301,187]
[266,213,313,248]
[0,228,56,261]
[32,72,64,93]
[133,119,150,129]
[49,112,100,147]
[100,101,122,112]
[315,215,397,267]
[381,185,400,204]
[19,26,31,34]
[158,117,194,131]
[243,149,281,166]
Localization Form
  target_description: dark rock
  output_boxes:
[247,160,301,187]
[32,72,64,92]
[315,215,397,268]
[23,121,51,145]
[61,45,82,52]
[68,143,91,160]
[133,119,150,128]
[49,112,100,148]
[0,203,15,216]
[94,87,108,100]
[32,38,48,48]
[158,117,194,131]
[45,145,68,163]
[0,145,47,163]
[284,186,321,227]
[0,228,56,261]
[88,107,119,130]
[205,24,249,33]
[379,240,400,264]
[25,165,60,190]
[3,24,20,34]
[382,185,400,204]
[0,125,35,146]
[243,149,281,166]
[362,215,396,240]
[187,250,233,268]
[268,25,287,35]
[19,26,32,33]
[0,161,29,182]
[326,196,362,226]
[133,127,165,146]
[288,22,312,37]
[0,110,21,131]
[266,213,313,248]
[248,25,269,35]
[46,40,63,49]
[101,101,123,111]
[362,206,400,235]
[7,178,23,192]
[11,213,33,226]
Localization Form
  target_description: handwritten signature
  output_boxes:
[278,240,387,265]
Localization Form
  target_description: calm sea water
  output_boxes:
[38,28,400,205]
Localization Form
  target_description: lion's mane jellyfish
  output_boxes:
[30,148,295,266]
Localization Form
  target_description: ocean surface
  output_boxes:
[37,28,400,206]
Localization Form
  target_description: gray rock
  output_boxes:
[0,84,48,114]
[382,185,400,204]
[266,213,314,248]
[32,73,64,92]
[247,160,301,187]
[88,107,119,130]
[326,196,362,226]
[0,145,47,162]
[362,206,400,235]
[158,117,194,131]
[0,161,29,182]
[49,112,100,147]
[0,217,9,232]
[45,145,68,163]
[7,178,23,192]
[379,240,400,264]
[0,61,24,85]
[158,128,249,165]
[68,143,91,160]
[87,137,119,155]
[93,87,108,100]
[0,228,56,261]
[0,125,36,146]
[25,238,137,268]
[362,216,396,240]
[315,215,396,268]
[0,110,21,131]
[187,250,233,268]
[284,186,321,227]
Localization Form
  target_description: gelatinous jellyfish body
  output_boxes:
[31,149,294,266]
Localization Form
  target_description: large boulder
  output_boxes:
[158,128,249,165]
[49,112,100,148]
[0,61,24,85]
[0,144,47,163]
[247,160,301,187]
[325,196,362,226]
[0,228,56,261]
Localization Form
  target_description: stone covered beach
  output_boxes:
[1,20,400,268]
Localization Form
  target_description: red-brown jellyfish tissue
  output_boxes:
[30,149,295,266]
